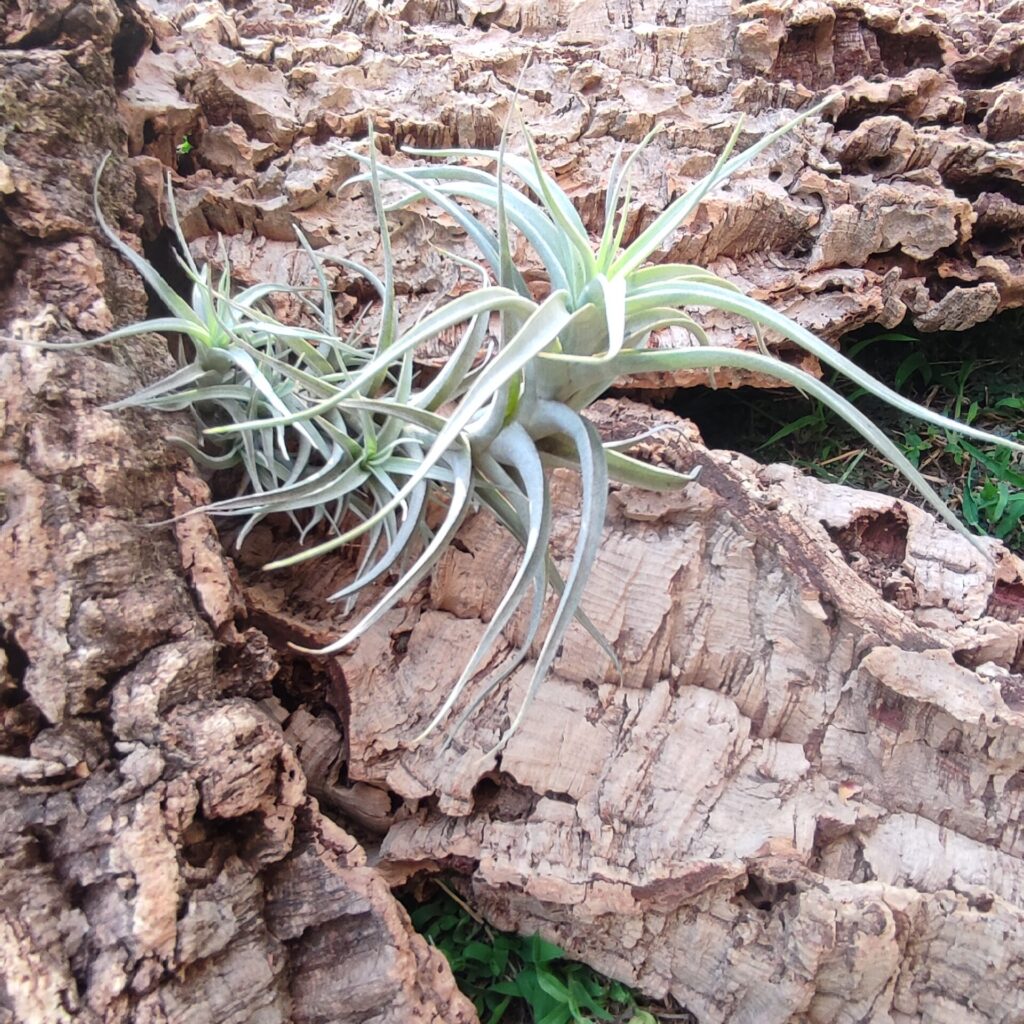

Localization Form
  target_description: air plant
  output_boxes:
[76,103,1023,756]
[210,102,1022,753]
[73,149,494,585]
[67,156,375,550]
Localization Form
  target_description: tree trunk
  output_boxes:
[0,4,475,1022]
[2,1,1023,1023]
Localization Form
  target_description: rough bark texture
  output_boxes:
[337,401,1024,1024]
[116,0,1024,388]
[2,0,1024,1023]
[0,4,475,1022]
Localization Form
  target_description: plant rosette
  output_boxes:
[53,106,1024,752]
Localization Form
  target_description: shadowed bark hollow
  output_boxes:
[1,0,1023,1023]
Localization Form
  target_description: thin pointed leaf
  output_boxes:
[415,423,551,740]
[626,281,1024,455]
[204,288,537,438]
[92,155,199,324]
[261,291,577,570]
[489,402,608,752]
[611,97,832,277]
[294,439,474,654]
[592,346,994,553]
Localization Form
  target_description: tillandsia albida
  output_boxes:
[70,106,1024,754]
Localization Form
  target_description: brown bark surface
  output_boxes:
[0,4,475,1022]
[119,0,1024,386]
[2,1,1024,1023]
[335,400,1024,1024]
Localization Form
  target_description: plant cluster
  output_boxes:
[70,107,1023,749]
[406,884,665,1024]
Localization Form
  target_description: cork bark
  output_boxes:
[119,0,1024,386]
[333,400,1024,1024]
[2,0,1023,1023]
[0,3,475,1022]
